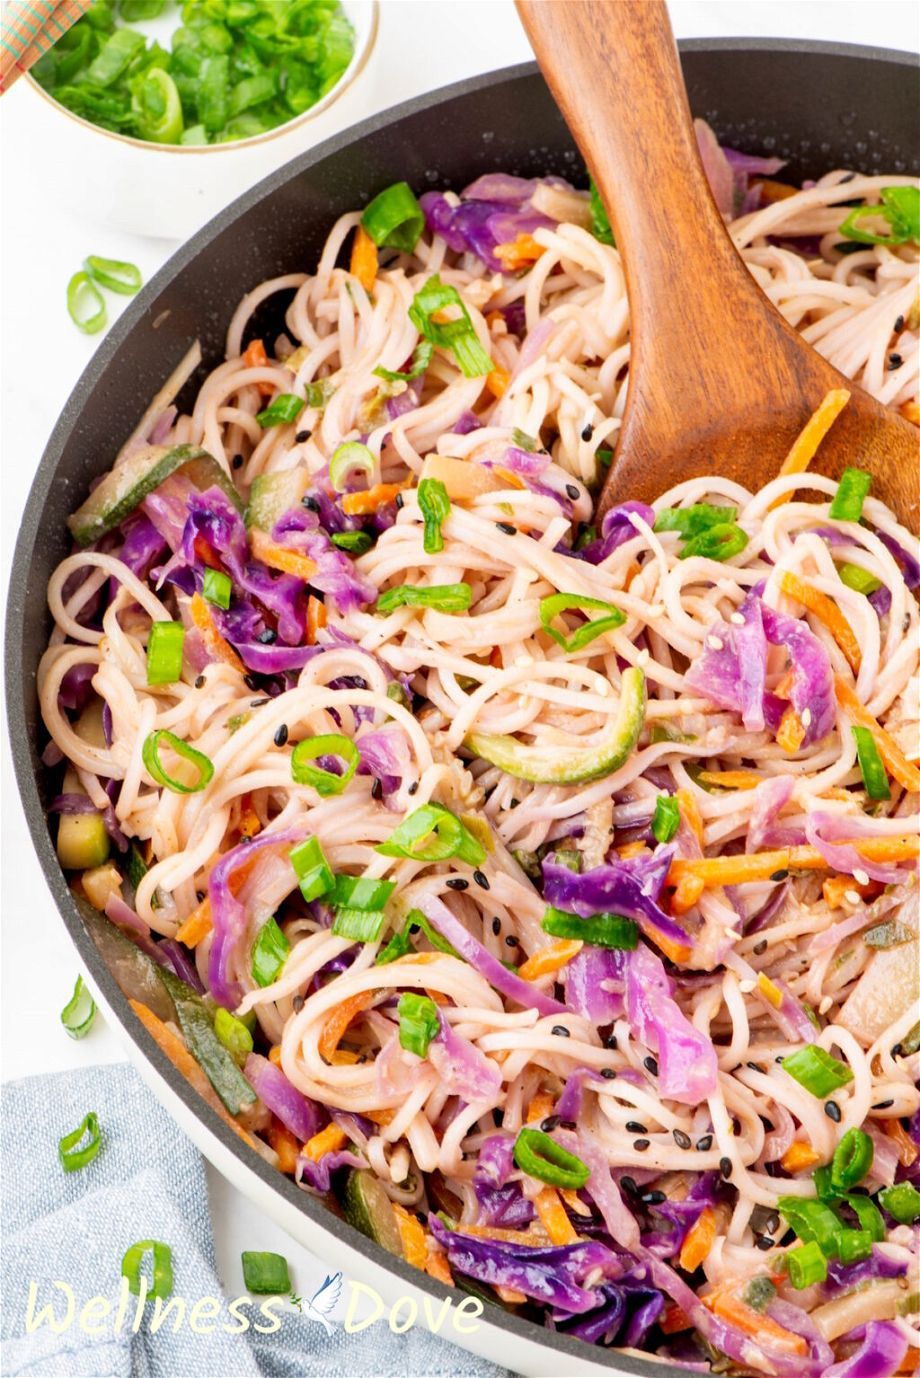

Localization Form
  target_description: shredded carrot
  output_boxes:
[752,177,798,203]
[238,794,261,840]
[176,896,212,947]
[650,929,694,964]
[901,400,920,426]
[341,482,405,516]
[306,595,326,645]
[129,999,256,1148]
[189,592,245,672]
[242,338,274,396]
[350,225,378,294]
[486,366,510,399]
[526,1091,556,1125]
[365,1107,395,1127]
[769,388,851,510]
[781,1140,822,1173]
[492,465,526,490]
[424,987,449,1006]
[835,675,920,793]
[668,836,919,890]
[704,1282,808,1356]
[535,1187,578,1245]
[489,646,502,668]
[560,1187,593,1218]
[883,1118,919,1168]
[617,840,649,859]
[774,669,795,700]
[249,528,318,582]
[268,1044,282,1067]
[660,1303,691,1334]
[676,788,704,846]
[329,1048,361,1065]
[697,771,762,791]
[392,1202,427,1268]
[268,1118,300,1174]
[776,705,807,753]
[624,561,642,589]
[304,1123,348,1162]
[494,233,546,271]
[425,1249,454,1287]
[318,991,374,1062]
[757,972,784,1010]
[679,1207,717,1272]
[518,939,583,982]
[780,572,861,674]
[670,873,705,916]
[822,875,876,909]
[495,1284,528,1304]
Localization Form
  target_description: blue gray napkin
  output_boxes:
[1,1064,510,1378]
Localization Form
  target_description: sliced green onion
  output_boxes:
[542,905,638,949]
[289,836,334,903]
[202,568,232,610]
[654,504,738,536]
[375,924,414,964]
[373,340,433,384]
[377,583,472,616]
[844,1192,885,1241]
[652,795,680,844]
[679,523,749,562]
[513,1126,590,1190]
[142,730,213,794]
[329,441,374,493]
[290,734,359,796]
[61,975,96,1040]
[376,803,486,865]
[122,1239,173,1299]
[589,178,614,246]
[837,1228,873,1265]
[331,531,374,553]
[67,271,107,335]
[256,394,304,429]
[408,275,493,378]
[831,1128,874,1192]
[879,1182,920,1224]
[785,1241,828,1289]
[511,428,537,452]
[539,593,625,653]
[331,906,388,942]
[58,1112,102,1172]
[397,992,440,1056]
[214,1007,253,1065]
[146,621,185,685]
[829,467,872,522]
[406,906,463,959]
[838,563,883,596]
[133,67,184,143]
[241,1250,291,1295]
[87,26,146,85]
[304,380,332,410]
[330,874,396,911]
[839,186,920,246]
[782,1046,854,1098]
[84,254,143,295]
[777,1197,846,1256]
[852,725,891,800]
[743,1276,777,1312]
[418,477,451,555]
[361,182,425,254]
[251,916,289,988]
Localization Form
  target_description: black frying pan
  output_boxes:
[6,43,919,1378]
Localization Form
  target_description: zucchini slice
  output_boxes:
[158,967,257,1116]
[342,1169,403,1256]
[246,469,310,533]
[68,444,243,548]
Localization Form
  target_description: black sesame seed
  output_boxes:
[232,453,244,469]
[492,917,501,935]
[196,890,206,903]
[626,1121,648,1134]
[371,778,383,801]
[872,1100,894,1110]
[407,781,419,795]
[643,1056,659,1076]
[840,172,857,183]
[746,1061,767,1073]
[505,934,519,948]
[720,1157,733,1179]
[673,1129,692,1150]
[244,674,260,691]
[292,994,305,1013]
[605,1034,618,1050]
[888,353,903,370]
[446,877,469,891]
[551,1025,570,1037]
[541,1115,561,1133]
[894,315,905,333]
[565,484,579,500]
[621,1176,639,1196]
[770,869,789,882]
[194,674,206,688]
[892,1043,904,1057]
[473,869,490,890]
[581,423,594,441]
[250,697,270,707]
[394,492,404,510]
[642,1190,666,1205]
[752,939,767,956]
[825,1100,842,1122]
[755,1235,774,1251]
[600,1067,617,1079]
[273,724,289,747]
[257,628,277,644]
[295,429,311,444]
[496,522,516,535]
[696,1134,713,1152]
[302,496,320,512]
[509,798,519,808]
[633,1138,650,1152]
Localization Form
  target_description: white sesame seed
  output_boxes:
[730,612,746,626]
[853,869,871,887]
[801,708,812,728]
[708,636,724,651]
[819,996,833,1015]
[844,889,861,906]
[739,978,756,993]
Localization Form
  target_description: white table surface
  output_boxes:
[2,0,916,1348]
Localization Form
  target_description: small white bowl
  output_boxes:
[23,0,378,241]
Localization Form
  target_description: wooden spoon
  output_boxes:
[516,0,918,531]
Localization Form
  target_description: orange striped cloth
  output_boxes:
[1,1,88,94]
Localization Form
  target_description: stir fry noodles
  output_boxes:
[41,131,920,1373]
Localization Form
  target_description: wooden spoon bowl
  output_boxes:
[516,0,919,530]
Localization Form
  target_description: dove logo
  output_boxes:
[288,1271,342,1332]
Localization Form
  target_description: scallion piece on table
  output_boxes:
[331,531,374,554]
[121,1239,173,1299]
[829,467,872,522]
[142,730,213,794]
[542,905,638,949]
[397,992,440,1056]
[376,803,486,865]
[58,1112,102,1173]
[418,477,451,555]
[830,1127,874,1191]
[376,583,472,616]
[652,795,681,844]
[67,271,107,335]
[331,906,388,942]
[146,621,185,685]
[289,836,334,903]
[781,1046,854,1098]
[852,725,891,800]
[84,254,143,295]
[329,441,375,492]
[373,340,433,384]
[539,593,625,653]
[785,1240,828,1289]
[251,917,290,988]
[837,563,883,596]
[408,275,493,379]
[290,734,359,796]
[61,975,96,1039]
[256,394,304,429]
[878,1182,920,1224]
[513,1127,590,1190]
[202,568,232,610]
[214,1007,253,1064]
[329,874,396,911]
[679,523,749,562]
[241,1250,291,1295]
[361,182,425,254]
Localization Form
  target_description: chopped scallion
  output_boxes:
[290,734,359,796]
[651,795,680,844]
[376,803,486,865]
[539,592,625,653]
[329,441,374,493]
[289,836,334,903]
[330,874,396,911]
[397,992,440,1056]
[542,905,638,949]
[202,568,232,610]
[785,1240,828,1289]
[879,1182,920,1224]
[142,730,213,794]
[408,275,492,378]
[781,1045,854,1098]
[829,467,872,522]
[376,583,471,615]
[361,182,424,254]
[241,1250,291,1295]
[852,725,891,800]
[122,1239,173,1299]
[214,1007,253,1064]
[146,621,185,685]
[58,1111,103,1172]
[837,563,883,596]
[256,394,304,429]
[418,477,451,555]
[513,1126,589,1190]
[251,916,289,988]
